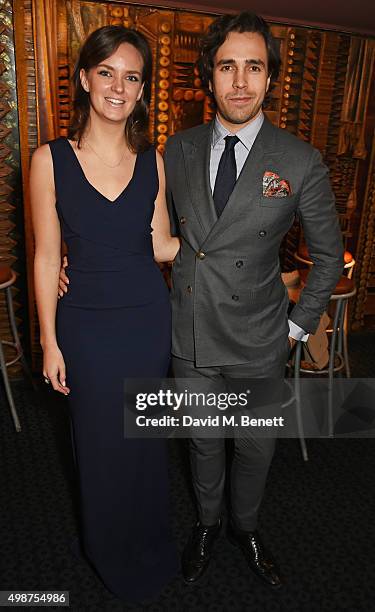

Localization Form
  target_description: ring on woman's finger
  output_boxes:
[44,378,50,384]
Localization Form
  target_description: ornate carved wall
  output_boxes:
[9,0,375,367]
[0,0,27,375]
[353,130,375,327]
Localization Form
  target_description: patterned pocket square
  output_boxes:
[263,171,291,197]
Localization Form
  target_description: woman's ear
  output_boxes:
[80,68,89,93]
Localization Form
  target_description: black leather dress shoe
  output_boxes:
[182,520,221,583]
[227,523,283,588]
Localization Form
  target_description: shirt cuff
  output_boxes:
[288,319,309,342]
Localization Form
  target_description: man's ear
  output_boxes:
[80,69,89,93]
[266,74,271,93]
[208,80,213,93]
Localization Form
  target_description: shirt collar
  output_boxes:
[212,112,264,150]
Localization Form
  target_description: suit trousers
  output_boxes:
[172,341,289,531]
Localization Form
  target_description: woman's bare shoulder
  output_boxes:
[31,143,53,166]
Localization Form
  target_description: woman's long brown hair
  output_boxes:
[68,26,152,153]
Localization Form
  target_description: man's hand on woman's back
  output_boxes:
[58,255,69,298]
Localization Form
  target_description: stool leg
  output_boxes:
[0,340,21,432]
[328,300,342,437]
[294,341,308,462]
[6,287,37,391]
[342,299,351,378]
[337,308,343,357]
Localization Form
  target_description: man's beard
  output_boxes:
[217,98,263,126]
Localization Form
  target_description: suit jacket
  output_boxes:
[164,117,343,367]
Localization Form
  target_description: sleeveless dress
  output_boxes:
[48,137,178,602]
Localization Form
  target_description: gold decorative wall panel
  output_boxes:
[9,0,375,367]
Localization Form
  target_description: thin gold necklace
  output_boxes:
[84,139,127,169]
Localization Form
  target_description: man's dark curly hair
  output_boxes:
[197,12,281,91]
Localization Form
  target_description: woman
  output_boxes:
[30,26,180,602]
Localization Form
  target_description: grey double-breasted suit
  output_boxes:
[164,117,343,367]
[164,116,344,529]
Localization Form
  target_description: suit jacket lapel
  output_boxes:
[181,121,217,243]
[201,117,281,246]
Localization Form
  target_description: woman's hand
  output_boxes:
[43,343,70,395]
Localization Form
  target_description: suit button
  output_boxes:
[180,216,186,224]
[187,285,192,293]
[196,251,206,260]
[232,295,239,301]
[236,260,243,268]
[259,230,267,237]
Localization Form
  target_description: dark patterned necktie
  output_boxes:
[213,135,239,217]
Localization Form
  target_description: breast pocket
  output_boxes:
[259,194,298,209]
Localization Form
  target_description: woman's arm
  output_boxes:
[151,150,180,263]
[30,145,69,395]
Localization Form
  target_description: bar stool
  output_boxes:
[289,270,356,453]
[294,241,355,279]
[0,264,35,432]
[298,269,356,378]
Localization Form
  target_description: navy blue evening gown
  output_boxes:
[48,137,178,602]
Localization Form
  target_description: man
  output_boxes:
[164,11,343,588]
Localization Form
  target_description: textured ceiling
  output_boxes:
[142,0,375,36]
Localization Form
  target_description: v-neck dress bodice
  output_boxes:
[49,137,169,308]
[47,137,177,603]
